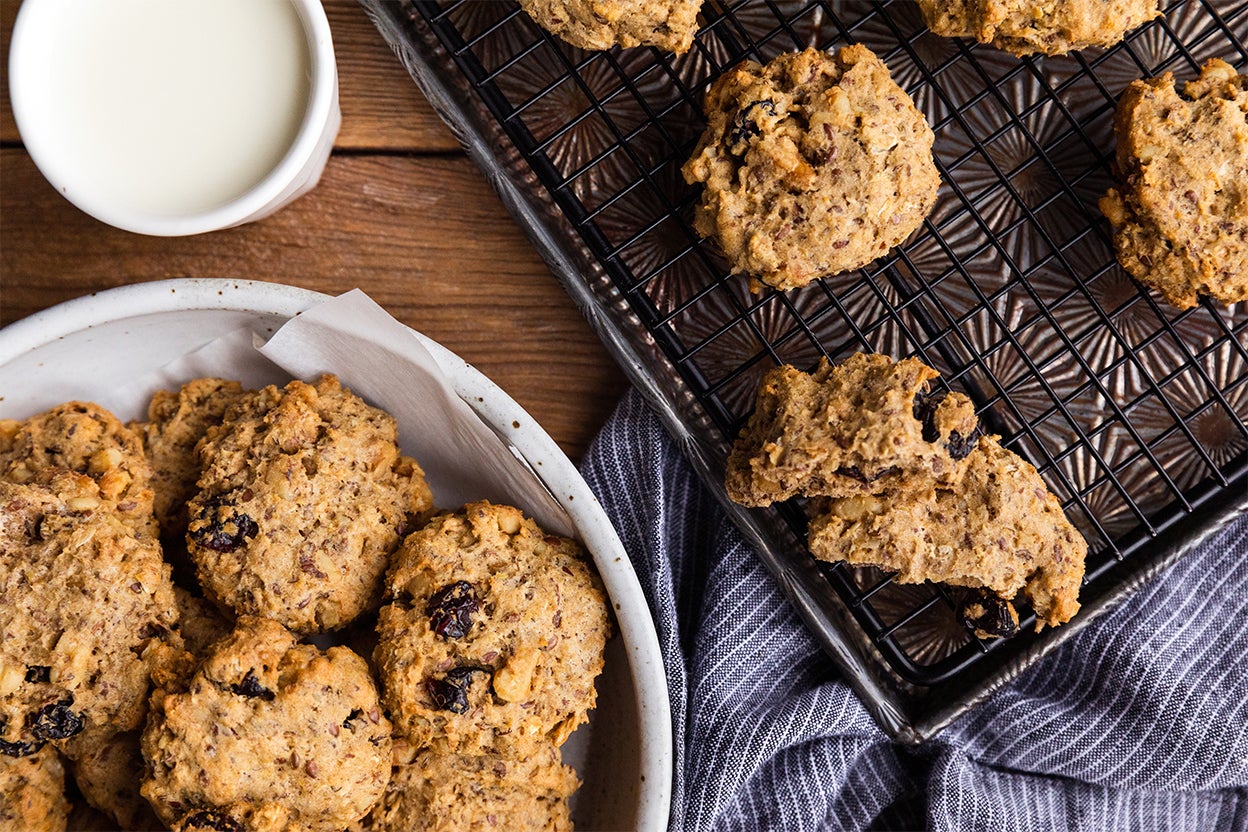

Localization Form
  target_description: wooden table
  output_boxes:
[0,0,630,462]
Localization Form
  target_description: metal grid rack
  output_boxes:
[366,0,1248,739]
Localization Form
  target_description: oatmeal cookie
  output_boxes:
[67,729,162,830]
[376,502,610,757]
[0,473,180,755]
[807,435,1086,628]
[0,745,67,832]
[141,616,391,831]
[171,804,313,832]
[725,353,981,506]
[0,402,156,537]
[172,587,235,660]
[682,45,940,291]
[916,0,1160,56]
[1100,59,1248,309]
[187,375,434,632]
[357,740,577,832]
[518,0,702,53]
[135,378,249,538]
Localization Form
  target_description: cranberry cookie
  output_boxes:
[683,46,939,290]
[1,472,179,756]
[0,746,68,832]
[1100,59,1248,309]
[725,353,980,506]
[187,375,434,632]
[916,0,1160,56]
[375,502,609,757]
[357,740,578,832]
[141,616,391,831]
[518,0,702,53]
[134,377,249,538]
[807,435,1086,628]
[0,402,156,537]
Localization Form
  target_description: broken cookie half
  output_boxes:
[806,435,1086,630]
[726,352,1086,631]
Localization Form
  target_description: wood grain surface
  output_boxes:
[0,0,629,460]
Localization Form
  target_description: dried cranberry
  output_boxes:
[958,591,1018,639]
[230,670,275,701]
[190,499,259,553]
[727,99,777,149]
[911,389,944,443]
[180,809,245,832]
[24,666,50,684]
[427,581,480,640]
[426,667,490,714]
[945,428,981,461]
[836,466,897,484]
[913,389,980,460]
[0,719,43,758]
[30,700,84,740]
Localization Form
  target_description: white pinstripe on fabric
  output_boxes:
[579,391,1247,831]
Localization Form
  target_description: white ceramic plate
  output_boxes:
[0,278,672,832]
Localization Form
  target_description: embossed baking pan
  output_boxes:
[363,0,1248,742]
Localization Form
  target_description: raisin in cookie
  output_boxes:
[807,436,1086,628]
[1100,59,1248,309]
[518,0,702,53]
[0,746,67,832]
[682,46,940,291]
[357,740,577,832]
[0,402,156,537]
[725,353,980,506]
[0,472,180,755]
[376,502,610,757]
[141,616,391,831]
[135,378,249,538]
[187,375,434,632]
[916,0,1160,56]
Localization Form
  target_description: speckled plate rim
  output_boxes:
[0,277,673,832]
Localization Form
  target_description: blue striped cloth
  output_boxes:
[580,391,1248,832]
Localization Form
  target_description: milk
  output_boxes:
[20,0,312,217]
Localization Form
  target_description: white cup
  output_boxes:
[8,0,340,236]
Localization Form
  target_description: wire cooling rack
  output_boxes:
[364,0,1248,741]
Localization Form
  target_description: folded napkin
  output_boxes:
[580,390,1248,832]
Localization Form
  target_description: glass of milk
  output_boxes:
[8,0,340,236]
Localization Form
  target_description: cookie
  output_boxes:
[171,804,312,832]
[517,0,702,53]
[172,586,235,661]
[1100,59,1248,309]
[0,745,68,832]
[0,402,156,537]
[0,472,180,755]
[807,435,1086,628]
[916,0,1160,56]
[682,45,940,291]
[376,502,610,757]
[141,616,392,831]
[67,729,162,831]
[135,378,249,538]
[64,590,229,829]
[356,740,578,832]
[187,375,434,632]
[725,353,981,506]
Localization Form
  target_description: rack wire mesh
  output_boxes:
[366,0,1248,739]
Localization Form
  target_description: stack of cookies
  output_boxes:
[1,375,609,832]
[725,352,1088,633]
